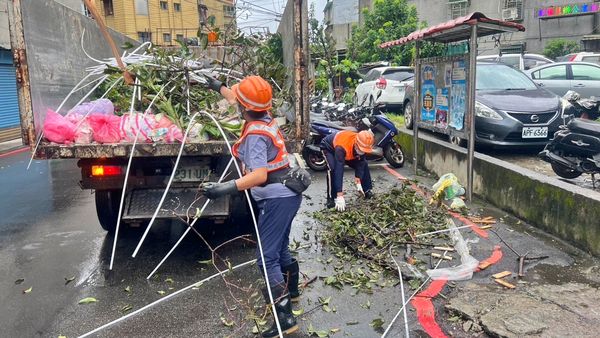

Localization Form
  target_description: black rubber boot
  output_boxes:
[282,259,300,302]
[261,284,298,338]
[364,190,374,199]
[326,198,335,208]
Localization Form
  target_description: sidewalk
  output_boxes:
[0,138,26,156]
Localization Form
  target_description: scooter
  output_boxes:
[302,111,405,171]
[539,92,600,186]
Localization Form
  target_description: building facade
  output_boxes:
[93,0,235,46]
[407,0,600,55]
[323,0,372,52]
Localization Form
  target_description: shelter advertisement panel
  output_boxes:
[418,55,468,138]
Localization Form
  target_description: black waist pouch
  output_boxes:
[266,167,312,194]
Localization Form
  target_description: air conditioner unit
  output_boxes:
[502,8,519,21]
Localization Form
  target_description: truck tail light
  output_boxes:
[376,77,387,89]
[91,165,123,176]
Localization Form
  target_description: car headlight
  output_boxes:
[475,101,503,120]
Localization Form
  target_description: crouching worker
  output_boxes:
[200,75,310,337]
[321,129,377,211]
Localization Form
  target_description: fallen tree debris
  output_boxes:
[492,271,512,279]
[431,253,453,261]
[494,279,516,289]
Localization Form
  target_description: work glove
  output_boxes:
[200,180,238,200]
[334,196,346,212]
[203,74,224,92]
[355,177,365,197]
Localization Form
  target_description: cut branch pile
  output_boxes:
[314,184,450,293]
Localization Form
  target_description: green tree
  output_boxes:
[310,2,337,99]
[347,0,420,65]
[543,39,580,60]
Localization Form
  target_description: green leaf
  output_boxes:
[330,328,341,333]
[78,297,97,304]
[322,304,332,312]
[157,290,166,296]
[207,15,216,26]
[124,286,132,293]
[165,277,174,284]
[292,308,304,316]
[23,287,32,294]
[197,259,212,265]
[120,304,133,313]
[58,335,67,338]
[370,318,384,330]
[318,296,331,305]
[220,316,234,327]
[346,321,359,325]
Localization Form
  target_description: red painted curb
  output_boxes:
[411,279,449,338]
[0,147,28,158]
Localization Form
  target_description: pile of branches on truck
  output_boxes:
[41,33,292,146]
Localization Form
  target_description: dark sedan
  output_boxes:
[402,62,562,147]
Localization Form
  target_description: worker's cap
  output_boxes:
[356,130,375,153]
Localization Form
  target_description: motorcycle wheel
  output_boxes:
[551,162,582,179]
[384,142,405,168]
[302,148,328,171]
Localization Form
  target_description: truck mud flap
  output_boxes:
[122,188,229,220]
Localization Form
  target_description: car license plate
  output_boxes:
[173,166,210,182]
[521,127,548,139]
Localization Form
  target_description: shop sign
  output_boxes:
[537,3,600,18]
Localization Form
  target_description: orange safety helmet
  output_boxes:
[231,76,273,112]
[355,130,375,153]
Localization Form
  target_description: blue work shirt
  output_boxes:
[236,118,296,201]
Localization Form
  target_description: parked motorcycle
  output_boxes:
[302,109,405,171]
[539,91,600,183]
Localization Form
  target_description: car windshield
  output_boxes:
[476,64,537,91]
[383,69,414,82]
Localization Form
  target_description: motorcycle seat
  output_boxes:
[569,118,600,137]
[312,119,357,132]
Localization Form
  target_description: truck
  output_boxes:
[7,0,310,232]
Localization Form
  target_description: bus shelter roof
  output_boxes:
[380,12,525,48]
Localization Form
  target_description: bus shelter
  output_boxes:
[380,12,525,200]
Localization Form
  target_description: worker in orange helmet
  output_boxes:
[321,129,378,211]
[200,75,303,337]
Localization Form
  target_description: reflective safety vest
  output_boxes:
[232,118,290,172]
[333,130,358,161]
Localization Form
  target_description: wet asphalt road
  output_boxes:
[1,151,599,338]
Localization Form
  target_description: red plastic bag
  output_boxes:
[43,109,76,144]
[87,114,122,143]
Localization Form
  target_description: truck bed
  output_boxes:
[34,140,302,159]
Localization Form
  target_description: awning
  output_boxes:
[380,12,525,48]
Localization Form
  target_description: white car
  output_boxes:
[556,52,600,64]
[353,66,414,112]
[477,53,553,71]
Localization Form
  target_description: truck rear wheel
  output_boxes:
[95,190,122,233]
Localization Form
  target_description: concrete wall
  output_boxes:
[15,0,136,136]
[396,130,600,256]
[407,0,599,55]
[0,0,9,50]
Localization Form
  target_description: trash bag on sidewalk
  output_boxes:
[431,173,465,202]
[43,109,77,144]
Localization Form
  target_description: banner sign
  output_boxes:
[537,3,600,18]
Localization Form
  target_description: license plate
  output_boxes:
[173,166,210,182]
[521,127,548,139]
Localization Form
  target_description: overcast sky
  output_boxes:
[236,0,326,34]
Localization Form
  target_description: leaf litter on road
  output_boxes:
[78,297,97,304]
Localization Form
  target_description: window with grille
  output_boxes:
[138,32,152,43]
[502,0,523,21]
[176,34,184,42]
[163,33,172,43]
[174,3,181,12]
[160,1,168,10]
[447,0,469,19]
[223,5,235,17]
[103,0,114,16]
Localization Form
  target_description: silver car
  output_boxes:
[525,61,600,98]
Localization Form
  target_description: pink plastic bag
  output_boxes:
[120,113,158,142]
[65,113,93,144]
[87,114,122,143]
[43,109,76,144]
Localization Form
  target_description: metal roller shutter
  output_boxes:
[0,49,21,142]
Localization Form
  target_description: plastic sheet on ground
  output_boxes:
[426,218,479,281]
